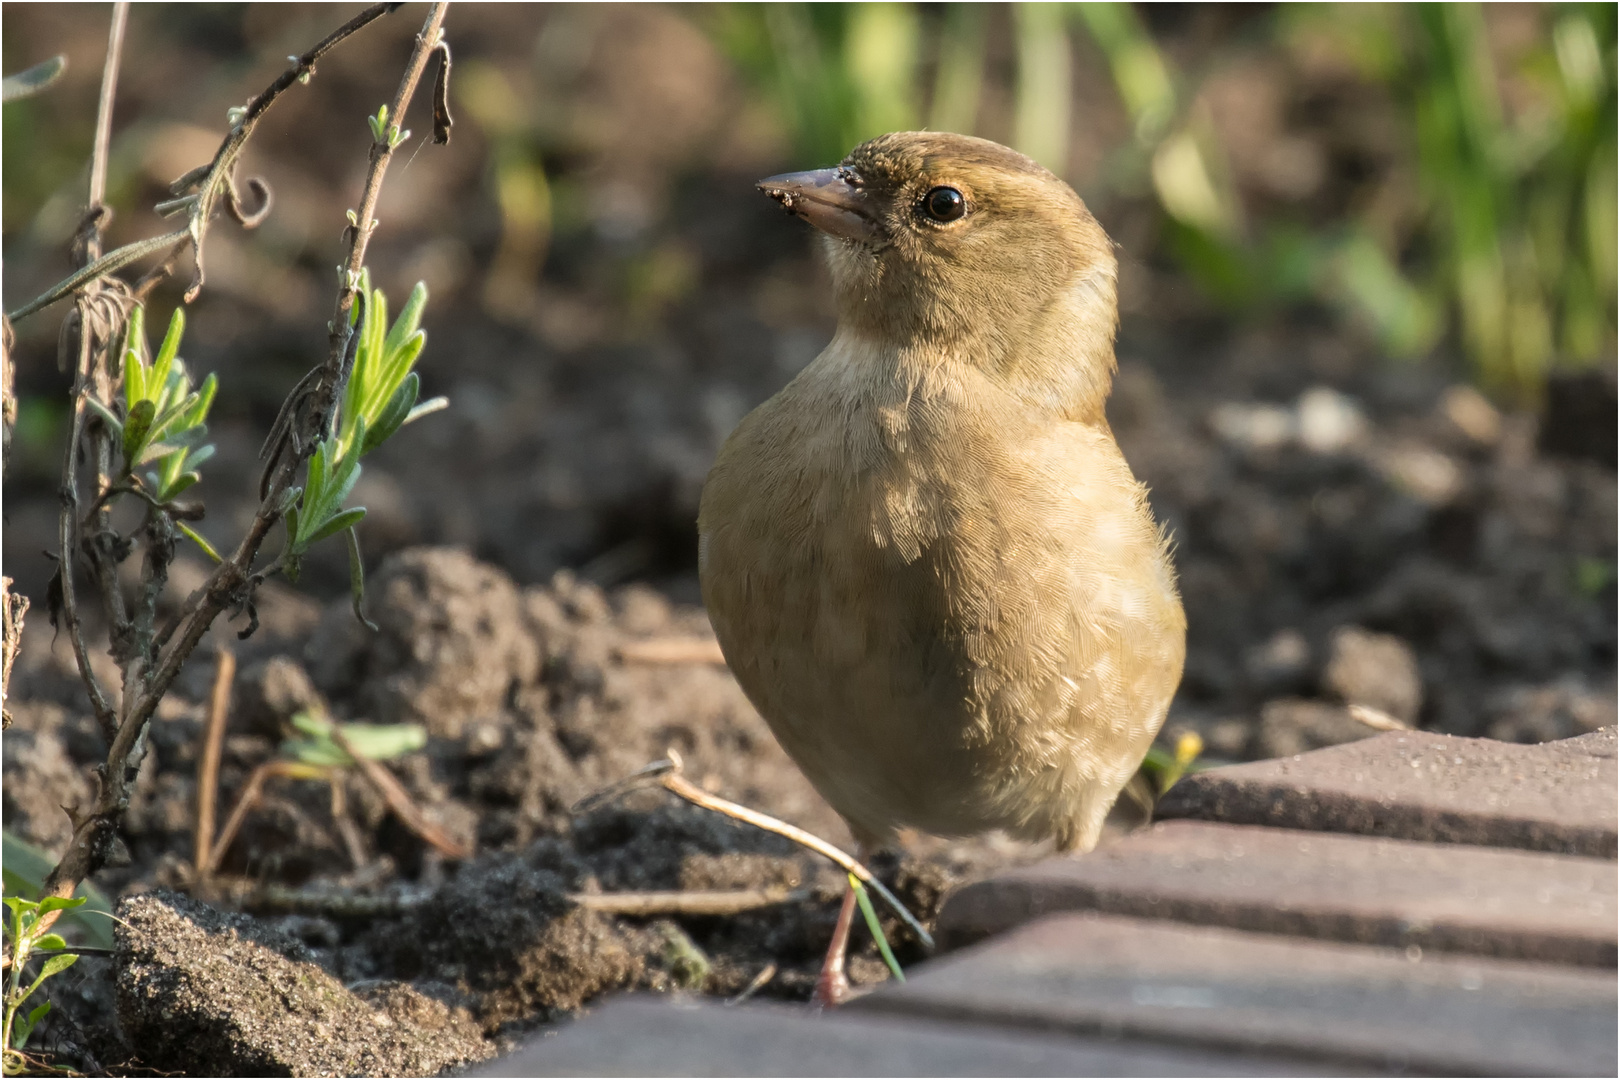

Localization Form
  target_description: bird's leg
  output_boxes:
[811,879,859,1009]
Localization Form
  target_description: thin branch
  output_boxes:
[726,963,777,1006]
[193,648,234,877]
[329,727,469,859]
[312,2,449,444]
[205,759,297,874]
[574,753,935,950]
[0,579,26,731]
[87,2,129,243]
[6,3,400,323]
[617,637,727,665]
[51,2,133,742]
[572,888,806,917]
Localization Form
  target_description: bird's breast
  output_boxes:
[698,347,1184,846]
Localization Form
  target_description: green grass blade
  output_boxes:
[849,874,904,982]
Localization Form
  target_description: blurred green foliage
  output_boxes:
[705,2,1616,402]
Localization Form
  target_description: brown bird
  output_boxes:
[698,132,1186,1005]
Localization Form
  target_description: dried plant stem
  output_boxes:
[617,637,727,665]
[328,727,469,858]
[205,760,300,874]
[572,888,807,917]
[0,580,26,731]
[193,648,234,877]
[577,753,934,949]
[87,2,128,244]
[726,963,777,1006]
[38,2,446,914]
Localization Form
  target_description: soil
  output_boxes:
[1,4,1613,1076]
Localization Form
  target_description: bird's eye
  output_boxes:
[922,186,966,223]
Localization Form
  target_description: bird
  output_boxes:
[697,132,1186,1006]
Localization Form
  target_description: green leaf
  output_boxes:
[121,305,147,401]
[35,895,87,916]
[850,875,904,982]
[85,397,123,436]
[135,439,184,467]
[36,953,77,980]
[369,332,425,423]
[2,55,66,103]
[282,710,425,766]
[1,833,112,950]
[305,506,366,546]
[361,372,418,455]
[13,999,50,1049]
[347,524,378,632]
[180,372,218,430]
[158,472,201,503]
[296,442,331,544]
[33,934,66,953]
[384,281,428,359]
[121,399,155,467]
[152,308,185,389]
[177,521,221,563]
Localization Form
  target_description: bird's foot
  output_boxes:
[810,965,852,1010]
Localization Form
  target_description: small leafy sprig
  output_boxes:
[86,306,220,560]
[89,306,217,501]
[368,103,410,150]
[1,895,84,1074]
[279,273,444,624]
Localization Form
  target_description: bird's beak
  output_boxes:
[757,168,885,244]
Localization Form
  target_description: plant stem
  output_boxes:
[37,1,444,917]
[193,649,234,877]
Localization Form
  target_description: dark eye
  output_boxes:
[922,186,966,223]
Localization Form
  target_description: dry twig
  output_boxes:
[328,726,469,859]
[571,888,807,917]
[574,752,935,949]
[616,637,727,666]
[192,648,234,877]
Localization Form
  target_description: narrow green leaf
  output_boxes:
[849,875,905,982]
[186,443,216,471]
[180,372,217,430]
[283,506,301,552]
[369,332,425,423]
[159,472,201,503]
[289,709,328,738]
[305,505,367,546]
[347,525,379,631]
[135,440,184,467]
[85,398,124,436]
[122,343,145,410]
[154,307,185,375]
[2,55,67,103]
[297,442,331,541]
[148,315,181,409]
[122,399,156,467]
[382,283,427,354]
[177,521,221,563]
[361,372,418,455]
[384,281,429,358]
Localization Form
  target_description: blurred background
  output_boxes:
[4,1,1615,752]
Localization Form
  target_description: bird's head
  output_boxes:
[759,132,1119,416]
